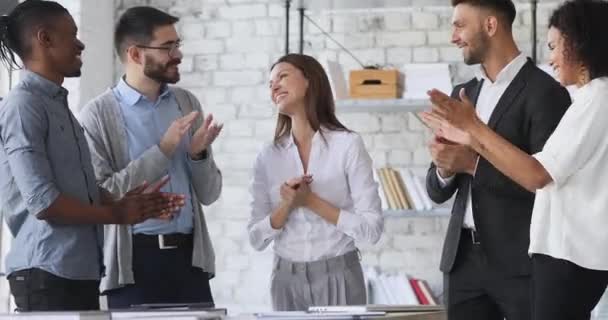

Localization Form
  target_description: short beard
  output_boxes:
[143,54,181,84]
[463,31,490,65]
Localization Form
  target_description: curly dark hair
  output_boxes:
[549,0,608,79]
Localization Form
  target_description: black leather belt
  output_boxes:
[461,228,481,244]
[133,233,193,250]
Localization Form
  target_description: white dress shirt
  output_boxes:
[437,53,528,229]
[248,128,383,262]
[531,77,608,270]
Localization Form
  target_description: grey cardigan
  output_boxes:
[78,87,221,293]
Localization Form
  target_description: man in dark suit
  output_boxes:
[425,1,571,319]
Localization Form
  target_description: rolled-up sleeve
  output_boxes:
[247,152,281,251]
[0,100,59,216]
[336,135,383,244]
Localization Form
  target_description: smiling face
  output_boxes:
[46,14,85,78]
[269,62,309,116]
[451,4,491,65]
[141,24,183,84]
[547,26,580,87]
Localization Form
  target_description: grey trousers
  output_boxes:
[271,250,367,311]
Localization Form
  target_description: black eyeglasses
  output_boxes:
[135,41,182,58]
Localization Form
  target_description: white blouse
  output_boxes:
[531,77,608,270]
[247,129,383,262]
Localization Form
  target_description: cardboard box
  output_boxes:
[349,69,403,99]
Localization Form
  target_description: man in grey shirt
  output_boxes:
[0,0,184,311]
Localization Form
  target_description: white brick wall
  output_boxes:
[109,0,569,315]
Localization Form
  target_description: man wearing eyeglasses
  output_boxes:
[78,6,223,308]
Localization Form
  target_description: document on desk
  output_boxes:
[255,311,385,319]
[111,309,223,320]
[0,311,109,320]
[309,305,444,313]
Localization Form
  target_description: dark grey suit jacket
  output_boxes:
[426,59,571,276]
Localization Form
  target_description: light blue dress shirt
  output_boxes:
[0,70,102,280]
[112,78,194,235]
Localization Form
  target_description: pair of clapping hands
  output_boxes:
[280,174,314,209]
[104,175,185,225]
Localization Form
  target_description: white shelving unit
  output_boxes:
[335,98,430,113]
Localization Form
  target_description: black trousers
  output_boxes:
[532,254,608,320]
[8,268,99,312]
[106,234,213,309]
[444,230,532,320]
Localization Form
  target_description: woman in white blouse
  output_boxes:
[247,54,383,311]
[421,1,608,319]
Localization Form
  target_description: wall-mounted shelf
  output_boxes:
[383,208,450,218]
[335,98,430,113]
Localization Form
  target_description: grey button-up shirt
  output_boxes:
[0,70,102,280]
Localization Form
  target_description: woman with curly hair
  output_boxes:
[421,0,608,319]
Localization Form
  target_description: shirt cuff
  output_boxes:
[262,215,283,237]
[436,169,456,187]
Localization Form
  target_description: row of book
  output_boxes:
[374,167,434,211]
[365,267,438,306]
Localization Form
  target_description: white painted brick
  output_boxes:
[194,55,218,71]
[380,114,406,132]
[268,3,284,18]
[412,146,432,165]
[179,72,213,88]
[384,217,414,234]
[384,12,411,31]
[246,52,271,69]
[218,4,267,19]
[255,19,282,36]
[224,120,256,138]
[387,150,412,167]
[214,152,258,170]
[369,151,388,168]
[428,30,451,45]
[211,270,241,288]
[223,219,248,239]
[338,49,385,68]
[332,15,358,33]
[200,104,238,122]
[326,34,374,50]
[214,71,263,86]
[360,134,374,149]
[220,53,246,70]
[179,55,194,73]
[225,37,278,53]
[358,232,392,253]
[217,186,252,207]
[412,11,439,30]
[306,15,331,35]
[204,21,232,39]
[386,48,413,65]
[359,252,380,266]
[358,15,385,33]
[379,251,409,269]
[407,113,430,131]
[223,138,265,153]
[214,237,241,256]
[413,47,439,63]
[340,114,380,133]
[181,39,224,54]
[230,86,257,103]
[233,20,255,37]
[513,26,532,43]
[180,22,204,40]
[376,32,426,47]
[240,103,275,119]
[375,133,420,150]
[439,47,462,62]
[189,87,227,106]
[255,120,277,138]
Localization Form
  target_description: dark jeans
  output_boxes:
[532,254,608,320]
[8,268,99,312]
[106,234,213,309]
[445,230,532,320]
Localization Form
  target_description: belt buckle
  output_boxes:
[470,229,480,245]
[158,234,178,250]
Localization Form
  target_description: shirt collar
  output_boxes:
[21,70,68,100]
[282,127,329,150]
[114,76,171,107]
[476,53,528,85]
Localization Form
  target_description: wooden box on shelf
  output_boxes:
[349,69,403,99]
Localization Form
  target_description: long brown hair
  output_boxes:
[271,54,350,146]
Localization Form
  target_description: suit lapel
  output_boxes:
[486,60,533,129]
